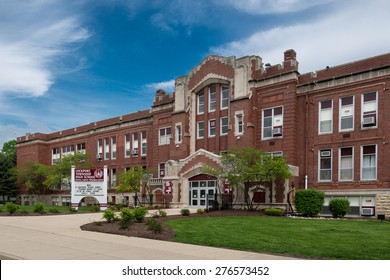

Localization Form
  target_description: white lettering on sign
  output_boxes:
[75,169,104,182]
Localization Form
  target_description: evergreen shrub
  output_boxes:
[295,189,325,216]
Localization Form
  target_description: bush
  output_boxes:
[329,198,350,218]
[33,202,45,213]
[5,202,20,214]
[91,205,100,212]
[147,219,164,234]
[197,209,205,214]
[180,208,190,216]
[133,207,148,222]
[103,209,116,223]
[264,208,284,216]
[294,189,325,216]
[49,207,60,213]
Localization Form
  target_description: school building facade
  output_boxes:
[16,49,390,216]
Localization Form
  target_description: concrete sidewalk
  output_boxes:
[0,209,299,260]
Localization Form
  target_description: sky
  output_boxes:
[1,0,390,148]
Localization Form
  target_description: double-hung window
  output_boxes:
[209,119,216,137]
[104,138,109,160]
[361,145,377,181]
[209,85,216,112]
[132,132,139,156]
[235,113,243,135]
[175,124,182,144]
[221,85,229,109]
[111,137,116,159]
[141,131,147,156]
[124,134,130,158]
[319,149,332,182]
[339,96,354,131]
[197,93,204,114]
[220,117,228,135]
[197,121,204,139]
[159,127,171,145]
[362,92,377,128]
[262,106,283,139]
[339,147,353,181]
[319,100,332,134]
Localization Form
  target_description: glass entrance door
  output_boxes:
[189,180,216,208]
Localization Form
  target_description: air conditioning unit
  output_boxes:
[132,149,138,156]
[96,153,103,161]
[361,207,375,216]
[272,127,282,136]
[363,116,375,126]
[320,150,331,157]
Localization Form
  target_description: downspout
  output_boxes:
[304,92,309,189]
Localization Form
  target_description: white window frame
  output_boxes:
[197,121,204,139]
[141,131,147,156]
[319,100,333,134]
[235,111,244,136]
[339,147,354,182]
[124,134,131,158]
[111,168,117,189]
[197,93,204,114]
[361,91,378,129]
[220,117,229,135]
[52,148,61,165]
[76,143,86,154]
[159,127,171,145]
[175,123,182,144]
[339,96,354,132]
[361,144,377,181]
[111,136,116,159]
[220,85,229,110]
[132,132,139,156]
[208,85,216,112]
[103,138,109,160]
[262,106,283,139]
[209,119,216,137]
[158,163,166,178]
[318,149,332,182]
[97,139,103,160]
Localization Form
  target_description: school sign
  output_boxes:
[71,165,108,210]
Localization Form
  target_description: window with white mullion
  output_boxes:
[319,149,332,182]
[339,96,354,131]
[361,145,377,181]
[339,147,353,181]
[319,100,333,134]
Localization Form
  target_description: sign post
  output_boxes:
[71,165,108,210]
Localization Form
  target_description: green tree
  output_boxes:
[203,147,291,210]
[116,165,150,205]
[16,161,50,195]
[0,140,18,201]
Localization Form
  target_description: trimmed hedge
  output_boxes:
[329,198,350,218]
[264,208,284,216]
[295,189,325,216]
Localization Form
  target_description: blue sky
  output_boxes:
[1,0,390,148]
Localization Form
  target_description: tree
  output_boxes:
[44,152,91,190]
[0,140,18,201]
[203,147,291,210]
[16,161,50,195]
[116,165,151,205]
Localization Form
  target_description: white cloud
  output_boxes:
[145,80,176,93]
[0,1,90,97]
[221,0,333,14]
[211,0,390,73]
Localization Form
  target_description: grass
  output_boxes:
[0,205,100,214]
[165,216,390,260]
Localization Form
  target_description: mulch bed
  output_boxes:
[80,210,266,242]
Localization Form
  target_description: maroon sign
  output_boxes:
[75,169,104,182]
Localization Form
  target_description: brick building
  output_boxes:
[16,49,390,215]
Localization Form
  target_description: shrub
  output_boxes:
[147,219,164,234]
[91,205,100,212]
[197,209,205,214]
[294,189,325,216]
[48,207,60,213]
[180,208,190,216]
[158,210,167,217]
[103,209,116,223]
[329,198,350,218]
[133,207,148,222]
[264,208,284,216]
[33,202,45,213]
[69,207,77,213]
[5,202,20,214]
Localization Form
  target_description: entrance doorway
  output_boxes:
[189,176,217,208]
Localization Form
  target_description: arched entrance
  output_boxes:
[78,196,100,207]
[188,174,217,208]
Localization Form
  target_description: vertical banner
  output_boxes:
[71,165,108,210]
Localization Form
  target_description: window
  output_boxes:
[111,137,116,159]
[235,112,244,135]
[319,100,332,134]
[97,139,103,160]
[361,145,377,181]
[319,149,332,182]
[132,132,138,156]
[62,145,74,157]
[197,93,204,114]
[262,106,283,139]
[159,127,171,145]
[339,147,353,181]
[209,119,216,137]
[158,163,166,178]
[111,168,117,188]
[197,121,204,139]
[104,138,109,160]
[175,124,182,144]
[362,92,377,128]
[339,96,354,131]
[221,85,229,109]
[61,197,71,206]
[76,143,86,154]
[124,134,130,158]
[220,117,228,135]
[268,151,283,158]
[141,131,147,156]
[52,196,59,206]
[52,148,60,165]
[209,85,216,112]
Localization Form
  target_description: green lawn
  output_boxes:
[165,216,390,260]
